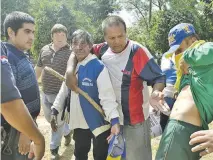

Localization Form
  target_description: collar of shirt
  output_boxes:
[3,42,27,58]
[75,53,97,73]
[49,43,70,52]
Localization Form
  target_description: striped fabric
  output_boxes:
[92,40,165,125]
[4,42,40,118]
[37,43,71,94]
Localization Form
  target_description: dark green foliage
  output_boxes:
[127,0,213,56]
[1,0,213,59]
[1,0,117,58]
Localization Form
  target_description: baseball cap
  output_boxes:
[108,133,125,158]
[166,23,196,54]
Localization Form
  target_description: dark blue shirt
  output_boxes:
[3,42,40,118]
[1,42,22,127]
[1,42,21,103]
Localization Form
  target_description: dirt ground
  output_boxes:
[37,108,213,160]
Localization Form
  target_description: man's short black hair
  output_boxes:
[102,15,127,35]
[3,11,35,40]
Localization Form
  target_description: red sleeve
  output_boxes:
[133,47,150,75]
[133,46,165,86]
[92,43,106,58]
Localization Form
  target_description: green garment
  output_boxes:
[155,119,202,160]
[180,42,213,129]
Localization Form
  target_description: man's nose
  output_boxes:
[114,38,119,44]
[76,44,80,49]
[29,32,35,40]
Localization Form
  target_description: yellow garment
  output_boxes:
[174,53,183,90]
[107,156,121,160]
[165,40,206,90]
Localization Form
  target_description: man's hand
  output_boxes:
[33,138,45,160]
[179,57,189,74]
[149,90,170,113]
[50,115,58,132]
[18,133,31,155]
[189,130,213,156]
[107,123,120,143]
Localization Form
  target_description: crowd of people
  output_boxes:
[1,11,213,160]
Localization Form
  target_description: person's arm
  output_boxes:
[160,55,177,112]
[0,44,45,159]
[189,130,213,156]
[97,67,119,122]
[160,55,177,86]
[91,43,108,58]
[133,46,168,112]
[51,81,69,131]
[184,42,213,67]
[152,83,165,92]
[97,66,120,139]
[133,46,166,88]
[65,53,78,92]
[1,100,45,160]
[65,43,106,91]
[35,66,43,80]
[35,48,44,80]
[51,81,69,113]
[161,56,177,99]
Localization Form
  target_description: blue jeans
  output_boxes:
[41,92,71,150]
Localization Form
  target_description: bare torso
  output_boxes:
[170,85,201,127]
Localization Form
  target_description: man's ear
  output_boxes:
[7,27,15,39]
[191,36,197,43]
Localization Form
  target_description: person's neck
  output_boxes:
[8,40,25,52]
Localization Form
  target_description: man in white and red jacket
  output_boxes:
[65,15,167,160]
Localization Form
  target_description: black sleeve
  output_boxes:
[1,42,21,103]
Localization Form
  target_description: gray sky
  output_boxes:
[113,9,137,27]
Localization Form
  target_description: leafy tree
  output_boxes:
[72,0,118,43]
[128,0,213,57]
[30,0,64,58]
[1,0,30,38]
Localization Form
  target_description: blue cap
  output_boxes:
[108,133,125,158]
[166,23,196,54]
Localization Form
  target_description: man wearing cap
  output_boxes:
[156,23,213,160]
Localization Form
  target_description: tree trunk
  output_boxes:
[149,0,152,26]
